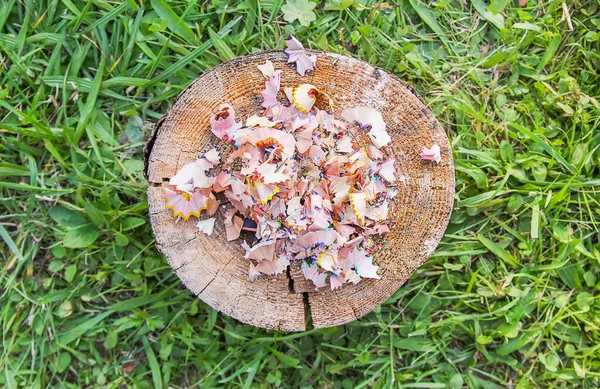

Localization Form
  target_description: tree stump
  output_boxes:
[144,50,454,331]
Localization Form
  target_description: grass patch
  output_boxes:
[1,0,599,387]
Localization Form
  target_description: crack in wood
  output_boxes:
[196,270,220,296]
[303,292,313,330]
[164,236,198,252]
[172,258,196,272]
[286,265,294,294]
[191,249,238,298]
[143,116,163,180]
[286,264,311,331]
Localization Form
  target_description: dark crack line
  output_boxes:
[173,260,194,272]
[198,254,238,299]
[195,253,238,297]
[286,265,295,294]
[302,292,313,330]
[219,254,237,272]
[164,236,198,251]
[285,265,311,331]
[196,269,221,296]
[149,207,170,217]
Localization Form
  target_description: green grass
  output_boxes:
[1,0,599,387]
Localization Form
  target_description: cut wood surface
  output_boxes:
[144,50,454,331]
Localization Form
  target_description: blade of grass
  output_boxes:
[477,234,519,267]
[143,338,163,389]
[150,0,195,42]
[408,0,456,55]
[509,123,576,175]
[0,225,24,262]
[142,16,242,88]
[72,57,105,144]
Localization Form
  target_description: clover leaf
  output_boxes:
[282,0,317,27]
